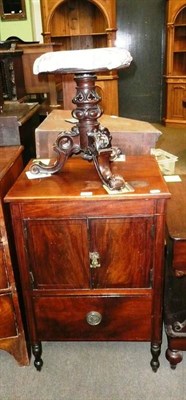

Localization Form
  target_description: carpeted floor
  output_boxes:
[1,338,186,400]
[154,123,186,175]
[0,122,186,400]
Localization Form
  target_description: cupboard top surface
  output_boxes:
[5,156,170,202]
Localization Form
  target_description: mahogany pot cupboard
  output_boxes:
[5,155,170,371]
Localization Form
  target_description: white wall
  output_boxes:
[30,0,43,42]
[0,0,43,42]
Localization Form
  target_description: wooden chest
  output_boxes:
[35,110,161,158]
[5,155,170,371]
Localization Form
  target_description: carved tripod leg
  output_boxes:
[32,342,43,371]
[29,134,80,175]
[92,149,125,190]
[150,343,161,372]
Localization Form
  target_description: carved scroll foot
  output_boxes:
[30,134,80,175]
[32,342,43,371]
[150,343,161,372]
[30,131,126,191]
[92,148,125,190]
[166,348,183,369]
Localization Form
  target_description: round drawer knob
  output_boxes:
[86,311,102,326]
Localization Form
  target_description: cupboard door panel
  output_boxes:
[89,217,154,288]
[171,85,186,119]
[0,295,17,338]
[33,295,152,341]
[25,219,90,289]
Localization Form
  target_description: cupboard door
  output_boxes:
[89,217,154,288]
[24,219,90,289]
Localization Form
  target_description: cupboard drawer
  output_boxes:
[33,295,152,341]
[0,294,17,338]
[0,245,9,289]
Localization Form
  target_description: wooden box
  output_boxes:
[35,110,161,158]
[0,102,40,163]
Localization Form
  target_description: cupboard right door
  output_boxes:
[89,217,154,289]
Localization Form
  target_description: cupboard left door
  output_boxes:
[24,218,90,290]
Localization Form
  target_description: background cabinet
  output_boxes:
[165,0,186,125]
[0,49,25,103]
[16,42,62,107]
[164,176,186,369]
[40,0,116,48]
[5,155,170,371]
[39,0,119,115]
[0,146,29,366]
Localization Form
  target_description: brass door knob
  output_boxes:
[86,311,102,326]
[89,252,101,268]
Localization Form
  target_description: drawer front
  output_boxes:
[0,245,9,289]
[33,295,152,341]
[20,198,155,219]
[0,294,17,338]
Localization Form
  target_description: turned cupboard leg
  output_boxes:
[32,342,43,371]
[150,343,161,372]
